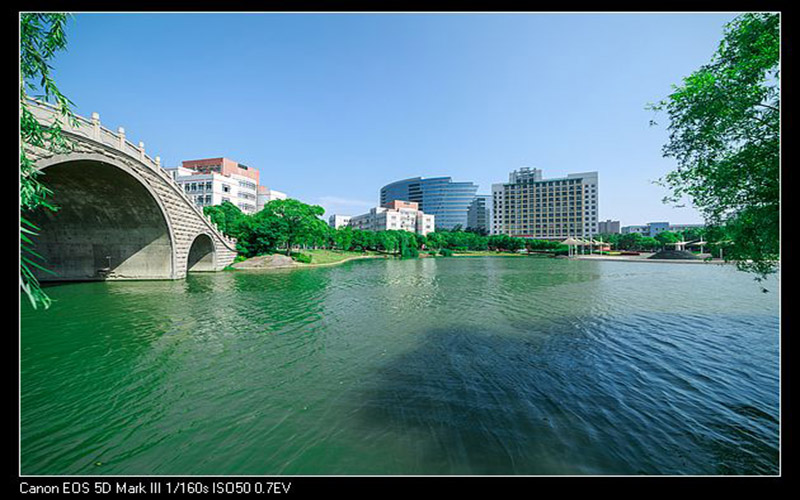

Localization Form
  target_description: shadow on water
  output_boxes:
[352,318,779,475]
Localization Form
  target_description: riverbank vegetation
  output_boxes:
[204,200,570,264]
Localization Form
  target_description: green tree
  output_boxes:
[416,233,428,250]
[204,201,246,239]
[618,232,643,251]
[649,13,779,278]
[679,227,706,242]
[397,231,419,259]
[655,231,680,250]
[640,237,660,252]
[333,226,355,251]
[259,199,326,255]
[237,212,282,257]
[425,232,446,250]
[20,13,75,310]
[375,231,399,254]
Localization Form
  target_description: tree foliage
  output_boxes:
[259,199,327,255]
[208,201,561,260]
[20,13,75,310]
[203,201,246,239]
[649,13,779,278]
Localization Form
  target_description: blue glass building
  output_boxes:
[380,177,480,230]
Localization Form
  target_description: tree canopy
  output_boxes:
[649,13,779,278]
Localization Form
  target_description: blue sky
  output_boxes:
[48,12,739,225]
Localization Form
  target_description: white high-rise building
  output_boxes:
[491,167,599,239]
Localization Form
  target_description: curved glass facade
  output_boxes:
[380,177,479,230]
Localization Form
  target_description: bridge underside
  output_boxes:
[187,233,215,272]
[28,160,174,281]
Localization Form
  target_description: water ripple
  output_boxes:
[22,259,779,475]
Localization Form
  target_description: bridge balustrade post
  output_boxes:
[117,127,126,149]
[155,156,161,167]
[91,112,101,140]
[138,141,146,162]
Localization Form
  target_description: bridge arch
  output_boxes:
[187,233,216,272]
[28,153,177,281]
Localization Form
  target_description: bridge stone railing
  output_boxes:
[26,99,239,254]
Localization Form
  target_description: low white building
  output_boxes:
[257,186,288,211]
[328,214,352,229]
[164,165,259,214]
[348,200,435,235]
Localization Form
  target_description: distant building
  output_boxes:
[491,167,599,239]
[257,186,287,211]
[348,200,435,235]
[328,214,352,229]
[621,222,705,237]
[164,157,287,215]
[380,176,479,230]
[467,195,492,234]
[164,157,260,214]
[598,219,621,234]
[621,224,649,235]
[668,223,705,234]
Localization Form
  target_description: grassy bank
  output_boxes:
[294,249,385,266]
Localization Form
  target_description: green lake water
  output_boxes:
[20,257,780,475]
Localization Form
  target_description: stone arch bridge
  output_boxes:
[25,100,238,281]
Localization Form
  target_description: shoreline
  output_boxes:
[570,254,731,264]
[296,254,390,269]
[230,253,389,272]
[231,251,738,271]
